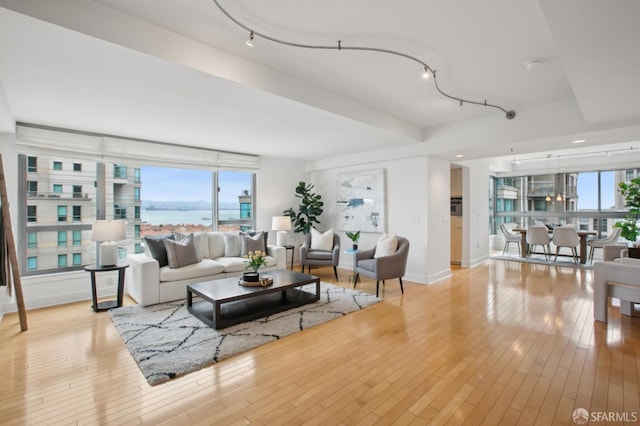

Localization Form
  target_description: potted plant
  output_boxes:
[283,181,324,234]
[614,176,640,248]
[346,231,360,250]
[243,250,268,282]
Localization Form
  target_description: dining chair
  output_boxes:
[526,225,551,260]
[499,224,521,256]
[587,227,621,262]
[552,226,580,263]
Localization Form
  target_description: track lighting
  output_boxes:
[212,0,516,120]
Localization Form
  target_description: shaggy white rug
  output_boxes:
[110,282,379,385]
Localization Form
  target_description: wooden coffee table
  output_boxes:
[186,269,321,329]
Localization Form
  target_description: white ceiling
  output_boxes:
[0,0,639,163]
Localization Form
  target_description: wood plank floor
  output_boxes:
[1,260,639,425]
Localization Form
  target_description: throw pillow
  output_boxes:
[310,228,334,251]
[144,234,175,267]
[374,233,398,258]
[223,232,242,257]
[163,233,200,269]
[240,231,266,256]
[174,231,208,260]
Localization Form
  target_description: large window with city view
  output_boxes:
[492,168,637,241]
[19,154,255,276]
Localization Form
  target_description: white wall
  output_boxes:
[307,154,451,284]
[460,160,492,267]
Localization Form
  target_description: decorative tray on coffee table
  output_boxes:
[238,274,274,287]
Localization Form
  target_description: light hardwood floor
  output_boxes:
[1,260,639,425]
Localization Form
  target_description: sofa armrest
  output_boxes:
[267,245,286,270]
[125,253,161,306]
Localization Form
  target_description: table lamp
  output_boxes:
[271,216,292,247]
[91,220,126,266]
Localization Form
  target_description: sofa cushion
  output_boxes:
[175,231,209,260]
[224,233,242,257]
[144,234,175,267]
[306,250,334,261]
[207,232,225,259]
[159,258,225,282]
[374,233,398,258]
[240,231,265,256]
[215,255,278,273]
[164,234,200,269]
[310,228,334,251]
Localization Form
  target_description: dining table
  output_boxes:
[512,228,597,264]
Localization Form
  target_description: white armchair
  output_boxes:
[587,227,621,262]
[594,256,640,322]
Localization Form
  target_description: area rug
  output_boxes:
[109,282,379,385]
[491,254,593,269]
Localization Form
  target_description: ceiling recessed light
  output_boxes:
[572,139,586,144]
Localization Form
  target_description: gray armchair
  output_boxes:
[355,236,409,297]
[300,233,340,280]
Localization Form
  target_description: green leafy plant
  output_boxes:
[614,177,640,243]
[283,181,324,234]
[244,250,268,273]
[345,231,360,244]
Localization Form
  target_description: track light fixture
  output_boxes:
[212,0,516,120]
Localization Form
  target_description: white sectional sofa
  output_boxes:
[125,231,286,306]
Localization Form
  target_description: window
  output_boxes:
[72,206,81,221]
[58,206,67,222]
[27,232,37,249]
[27,257,37,271]
[218,170,253,231]
[134,206,140,219]
[73,163,81,171]
[53,184,62,194]
[57,254,67,268]
[53,161,62,171]
[27,206,37,222]
[134,224,140,239]
[135,243,143,254]
[114,164,127,179]
[58,231,67,247]
[134,168,141,183]
[73,185,82,198]
[27,181,37,197]
[27,156,37,173]
[72,253,82,266]
[134,187,140,201]
[73,230,81,246]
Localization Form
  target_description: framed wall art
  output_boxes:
[336,169,385,233]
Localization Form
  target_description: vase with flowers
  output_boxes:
[243,250,268,282]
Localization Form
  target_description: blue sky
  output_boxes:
[141,166,251,204]
[576,171,615,209]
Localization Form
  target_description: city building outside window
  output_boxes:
[57,205,67,222]
[73,206,81,221]
[73,230,81,246]
[73,163,81,172]
[53,184,62,194]
[53,161,62,171]
[73,253,82,266]
[27,156,37,172]
[58,254,67,268]
[27,232,37,249]
[58,231,67,247]
[27,257,37,271]
[27,181,37,197]
[27,206,37,222]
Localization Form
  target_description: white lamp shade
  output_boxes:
[271,216,292,231]
[91,220,126,266]
[272,216,291,247]
[91,220,126,242]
